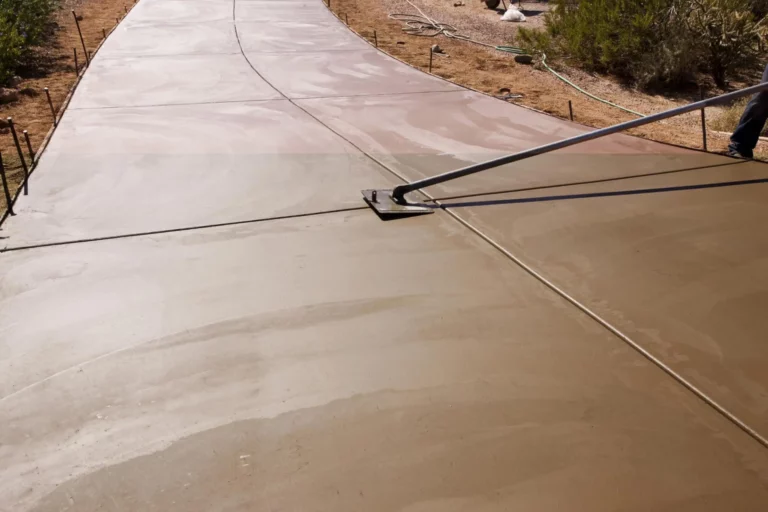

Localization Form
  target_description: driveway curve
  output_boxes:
[3,0,768,510]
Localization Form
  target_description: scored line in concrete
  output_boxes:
[68,89,465,111]
[0,207,367,254]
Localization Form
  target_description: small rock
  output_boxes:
[453,1,465,6]
[8,76,22,87]
[19,87,38,97]
[76,15,84,21]
[0,88,19,105]
[0,118,9,129]
[431,44,444,54]
[514,54,534,65]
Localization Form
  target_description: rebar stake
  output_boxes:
[23,130,34,164]
[72,11,90,66]
[7,118,29,195]
[44,88,57,126]
[700,87,708,152]
[0,152,14,216]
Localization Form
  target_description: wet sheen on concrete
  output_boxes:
[4,212,768,511]
[2,0,768,509]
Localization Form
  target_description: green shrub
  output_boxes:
[685,0,765,87]
[0,0,57,86]
[517,0,766,90]
[750,0,768,17]
[0,0,57,46]
[0,16,23,85]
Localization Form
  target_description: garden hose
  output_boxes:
[390,1,647,118]
[540,54,646,117]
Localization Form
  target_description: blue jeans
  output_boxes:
[729,63,768,158]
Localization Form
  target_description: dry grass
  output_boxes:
[330,0,768,159]
[709,98,768,137]
[0,0,137,218]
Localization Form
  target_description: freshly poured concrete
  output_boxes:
[99,21,241,57]
[236,0,336,23]
[237,20,366,53]
[298,89,768,440]
[3,0,768,509]
[128,0,234,24]
[4,212,768,511]
[444,161,768,438]
[1,101,394,246]
[297,90,697,196]
[69,54,282,108]
[244,50,461,98]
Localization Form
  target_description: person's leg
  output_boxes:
[729,62,768,158]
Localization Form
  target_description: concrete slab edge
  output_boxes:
[320,0,753,162]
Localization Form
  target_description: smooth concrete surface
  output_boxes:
[3,0,768,509]
[98,21,241,57]
[297,90,698,197]
[128,0,235,24]
[4,212,768,512]
[237,20,366,53]
[69,54,282,108]
[298,89,768,439]
[236,0,339,23]
[0,101,394,247]
[444,160,768,438]
[243,50,461,99]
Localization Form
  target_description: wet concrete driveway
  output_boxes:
[2,0,768,510]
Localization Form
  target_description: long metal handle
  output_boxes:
[392,82,768,203]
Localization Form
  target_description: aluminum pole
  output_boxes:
[391,81,768,203]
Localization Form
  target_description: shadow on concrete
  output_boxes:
[439,175,768,209]
[429,160,752,203]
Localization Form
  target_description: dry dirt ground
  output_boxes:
[330,0,768,158]
[0,0,136,216]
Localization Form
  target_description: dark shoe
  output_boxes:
[727,145,753,159]
[727,149,752,159]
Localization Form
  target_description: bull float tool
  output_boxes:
[363,81,768,217]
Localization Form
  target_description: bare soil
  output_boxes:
[330,0,768,160]
[0,0,136,217]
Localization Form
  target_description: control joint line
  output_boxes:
[0,207,366,253]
